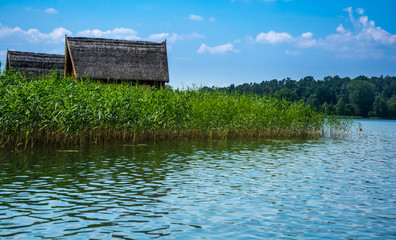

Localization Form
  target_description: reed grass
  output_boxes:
[0,71,338,148]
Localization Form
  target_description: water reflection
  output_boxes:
[1,121,396,239]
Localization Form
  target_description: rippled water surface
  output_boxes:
[1,120,395,239]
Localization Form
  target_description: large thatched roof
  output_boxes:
[65,36,169,83]
[6,50,64,76]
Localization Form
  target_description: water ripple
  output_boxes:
[0,120,395,239]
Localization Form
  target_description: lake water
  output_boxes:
[0,120,395,239]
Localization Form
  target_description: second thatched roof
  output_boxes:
[6,50,64,77]
[65,36,169,82]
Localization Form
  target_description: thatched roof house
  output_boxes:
[6,50,64,77]
[65,36,169,87]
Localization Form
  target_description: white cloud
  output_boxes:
[0,24,143,45]
[361,23,396,45]
[47,27,71,42]
[321,8,396,51]
[343,7,352,13]
[356,8,365,15]
[197,43,237,54]
[301,32,313,38]
[148,32,204,43]
[76,28,140,40]
[256,31,292,44]
[168,33,183,43]
[209,17,216,22]
[148,33,169,41]
[0,23,71,43]
[0,21,206,55]
[189,14,204,21]
[251,7,396,59]
[359,16,368,26]
[297,32,316,47]
[336,24,346,33]
[343,6,360,31]
[44,8,58,14]
[315,9,396,59]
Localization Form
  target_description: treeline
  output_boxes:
[202,76,396,118]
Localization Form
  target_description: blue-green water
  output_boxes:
[0,120,395,239]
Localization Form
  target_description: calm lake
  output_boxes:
[0,120,395,239]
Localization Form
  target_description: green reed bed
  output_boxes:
[0,71,329,147]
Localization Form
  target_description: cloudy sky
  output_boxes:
[1,0,395,88]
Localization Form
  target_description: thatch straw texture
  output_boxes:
[65,36,169,84]
[6,51,64,77]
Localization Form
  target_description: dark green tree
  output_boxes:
[387,96,396,118]
[335,97,347,116]
[322,102,334,115]
[336,97,356,116]
[306,94,320,110]
[347,80,376,117]
[383,85,396,99]
[371,96,387,117]
[276,88,297,101]
[316,85,336,105]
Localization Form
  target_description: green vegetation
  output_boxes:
[205,75,396,119]
[0,71,333,148]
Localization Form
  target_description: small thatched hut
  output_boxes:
[64,35,169,87]
[5,50,64,77]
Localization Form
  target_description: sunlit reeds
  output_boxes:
[0,71,335,148]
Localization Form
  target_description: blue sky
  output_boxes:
[1,0,395,88]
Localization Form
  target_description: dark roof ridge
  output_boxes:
[66,36,164,46]
[8,50,64,57]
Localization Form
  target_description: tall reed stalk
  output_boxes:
[0,71,333,147]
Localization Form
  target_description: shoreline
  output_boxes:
[1,128,325,149]
[0,72,347,149]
